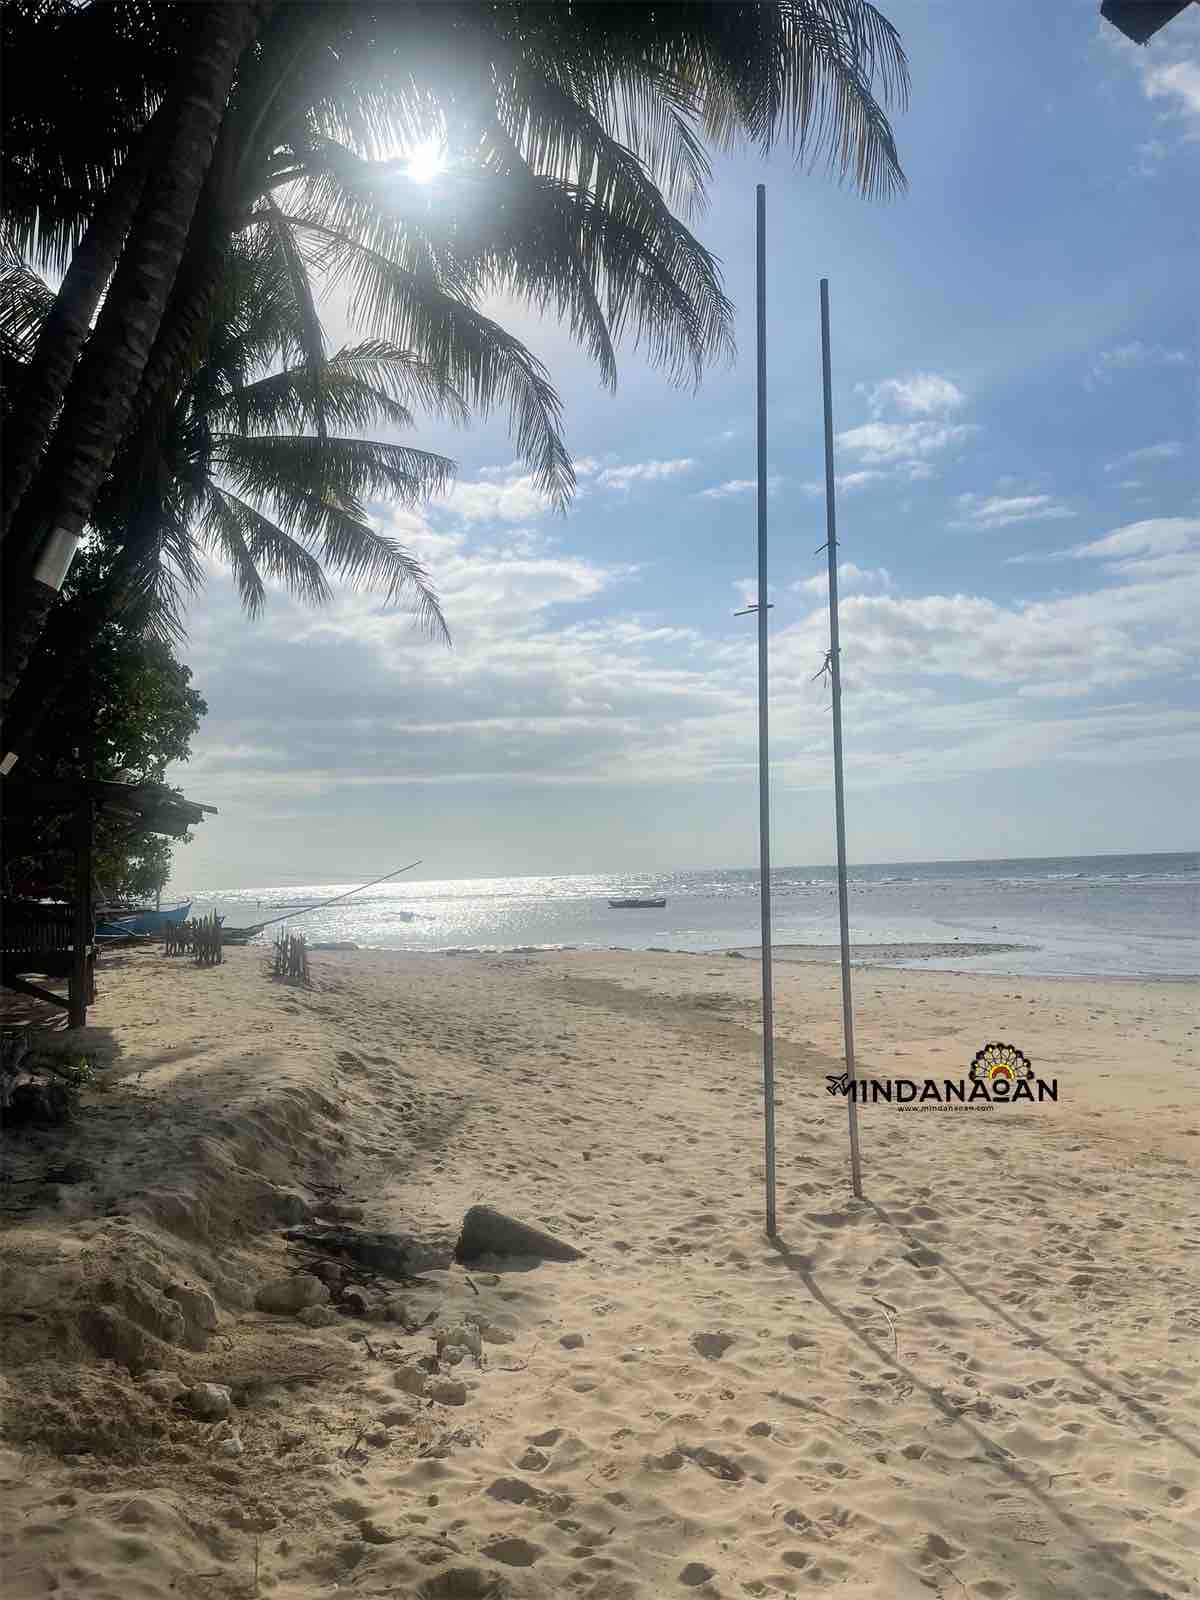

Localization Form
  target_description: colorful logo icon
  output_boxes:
[968,1042,1033,1086]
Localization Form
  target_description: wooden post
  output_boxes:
[69,791,92,1027]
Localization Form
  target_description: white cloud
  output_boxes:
[860,373,965,418]
[1104,440,1184,472]
[179,491,1200,861]
[796,563,893,596]
[828,374,978,488]
[436,454,693,518]
[596,458,695,490]
[955,492,1076,530]
[837,470,887,492]
[1089,340,1191,384]
[436,472,553,524]
[1112,12,1200,156]
[801,470,887,496]
[732,577,776,608]
[700,478,755,500]
[696,475,782,500]
[836,419,979,466]
[1008,516,1200,576]
[1069,515,1199,576]
[1143,59,1200,127]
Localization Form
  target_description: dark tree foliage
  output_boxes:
[2,551,207,902]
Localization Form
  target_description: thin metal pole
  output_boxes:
[756,185,778,1237]
[819,278,863,1200]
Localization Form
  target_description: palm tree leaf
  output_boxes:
[260,192,328,438]
[195,482,268,616]
[273,216,573,507]
[286,495,448,640]
[194,341,468,435]
[1,0,176,273]
[325,341,469,424]
[212,433,455,508]
[198,363,415,436]
[0,245,56,365]
[205,485,332,611]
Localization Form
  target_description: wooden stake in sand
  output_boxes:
[819,279,864,1200]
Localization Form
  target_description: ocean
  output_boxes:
[177,851,1200,980]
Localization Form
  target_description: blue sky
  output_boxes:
[174,0,1198,888]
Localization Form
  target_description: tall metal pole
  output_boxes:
[819,278,864,1200]
[756,186,778,1236]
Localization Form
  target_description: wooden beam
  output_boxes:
[4,975,70,1010]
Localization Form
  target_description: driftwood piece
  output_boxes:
[282,1223,455,1281]
[455,1205,583,1264]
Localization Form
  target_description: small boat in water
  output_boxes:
[608,896,667,909]
[95,901,191,936]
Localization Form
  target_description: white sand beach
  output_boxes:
[1,946,1197,1600]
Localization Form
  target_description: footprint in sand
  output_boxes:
[679,1563,716,1588]
[691,1330,735,1359]
[417,1573,512,1600]
[482,1536,543,1567]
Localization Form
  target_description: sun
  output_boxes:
[404,137,446,185]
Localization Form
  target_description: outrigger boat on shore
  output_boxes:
[95,901,191,937]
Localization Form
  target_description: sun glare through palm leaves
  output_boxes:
[403,138,447,185]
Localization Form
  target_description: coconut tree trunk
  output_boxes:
[0,109,161,544]
[0,0,268,727]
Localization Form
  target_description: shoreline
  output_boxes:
[309,938,1198,982]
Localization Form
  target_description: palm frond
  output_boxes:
[477,1,906,200]
[278,494,448,640]
[212,433,455,509]
[195,482,268,617]
[260,192,328,437]
[325,341,469,424]
[201,485,332,613]
[194,341,468,436]
[692,1,908,197]
[0,245,55,365]
[1,0,176,273]
[274,215,573,506]
[479,109,733,384]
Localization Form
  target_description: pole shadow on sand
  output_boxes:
[862,1199,1199,1467]
[770,1233,1179,1600]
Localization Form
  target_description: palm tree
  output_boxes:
[98,236,462,632]
[1,0,269,721]
[0,0,179,531]
[2,0,908,721]
[1,234,467,760]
